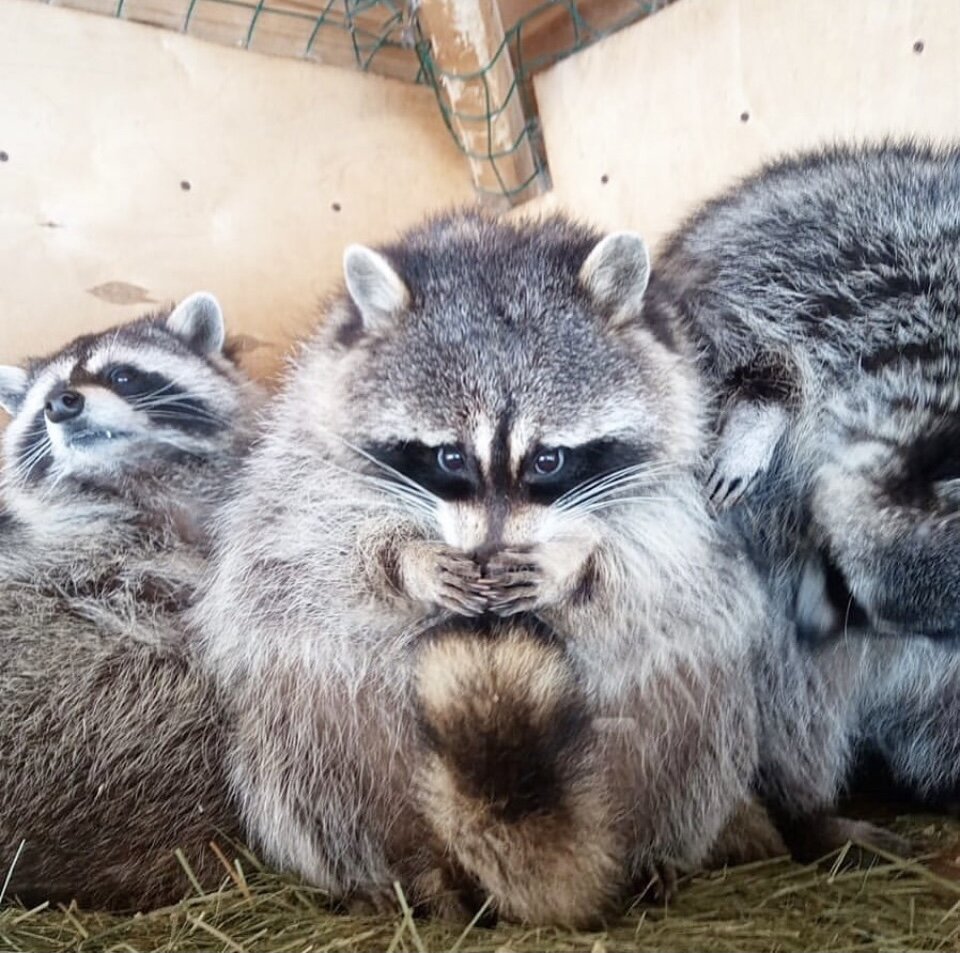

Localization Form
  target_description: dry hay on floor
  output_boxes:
[4,817,960,953]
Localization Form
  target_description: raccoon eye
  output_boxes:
[531,447,565,477]
[107,365,142,393]
[437,445,466,474]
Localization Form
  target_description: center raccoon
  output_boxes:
[195,212,779,923]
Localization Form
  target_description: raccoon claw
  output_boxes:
[706,466,756,509]
[399,542,485,617]
[632,861,678,904]
[706,401,788,509]
[488,589,539,617]
[482,548,545,614]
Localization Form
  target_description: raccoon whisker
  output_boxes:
[320,457,438,518]
[358,477,438,517]
[554,462,677,505]
[576,496,667,514]
[127,381,179,405]
[13,440,52,482]
[134,394,226,418]
[554,464,676,511]
[142,407,226,427]
[135,397,225,421]
[338,437,442,504]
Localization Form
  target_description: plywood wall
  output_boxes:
[534,0,960,251]
[0,0,474,374]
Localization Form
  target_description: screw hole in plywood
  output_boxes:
[913,39,925,53]
[740,111,750,123]
[600,173,609,184]
[0,151,8,162]
[331,202,342,212]
[180,179,191,191]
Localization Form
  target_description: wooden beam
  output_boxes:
[417,0,541,206]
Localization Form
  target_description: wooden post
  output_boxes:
[417,0,542,207]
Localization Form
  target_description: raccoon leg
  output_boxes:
[414,623,622,928]
[752,633,911,864]
[811,464,960,641]
[706,400,789,508]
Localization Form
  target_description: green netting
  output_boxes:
[415,1,673,201]
[43,0,671,199]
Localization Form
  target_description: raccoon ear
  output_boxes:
[580,232,650,329]
[343,245,410,334]
[166,292,226,356]
[0,366,28,414]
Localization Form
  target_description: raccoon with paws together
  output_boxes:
[196,212,777,924]
[0,295,259,909]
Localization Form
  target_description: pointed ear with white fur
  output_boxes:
[166,292,226,356]
[343,245,410,335]
[0,366,28,415]
[579,232,650,330]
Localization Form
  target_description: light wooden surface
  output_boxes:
[534,0,960,251]
[0,0,474,374]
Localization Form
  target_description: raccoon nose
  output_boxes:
[44,388,85,423]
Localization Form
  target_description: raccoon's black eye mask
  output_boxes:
[94,364,219,435]
[362,437,646,505]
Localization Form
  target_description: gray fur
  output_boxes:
[0,300,261,909]
[652,142,960,842]
[194,211,773,918]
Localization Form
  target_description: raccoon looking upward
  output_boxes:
[0,293,258,639]
[196,212,772,922]
[0,296,260,909]
[653,142,960,643]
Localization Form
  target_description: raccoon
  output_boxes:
[653,141,960,645]
[0,295,259,909]
[650,143,960,854]
[195,211,776,923]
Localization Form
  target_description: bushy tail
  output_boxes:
[414,617,621,927]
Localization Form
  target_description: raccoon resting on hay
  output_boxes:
[0,296,259,909]
[196,211,779,924]
[653,142,960,851]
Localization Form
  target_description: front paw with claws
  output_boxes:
[481,540,594,617]
[481,546,544,617]
[398,541,487,616]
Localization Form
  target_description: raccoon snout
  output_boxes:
[45,388,85,423]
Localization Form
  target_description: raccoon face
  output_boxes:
[314,214,703,555]
[0,294,244,491]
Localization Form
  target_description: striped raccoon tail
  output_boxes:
[414,616,622,927]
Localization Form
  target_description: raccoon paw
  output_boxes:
[782,814,913,866]
[631,861,679,905]
[481,545,543,616]
[481,540,594,616]
[706,401,788,509]
[400,541,487,617]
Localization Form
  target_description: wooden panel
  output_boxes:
[0,0,474,375]
[534,0,960,250]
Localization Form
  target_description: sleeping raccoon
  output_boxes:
[0,295,259,909]
[653,141,960,644]
[649,143,960,854]
[195,211,778,924]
